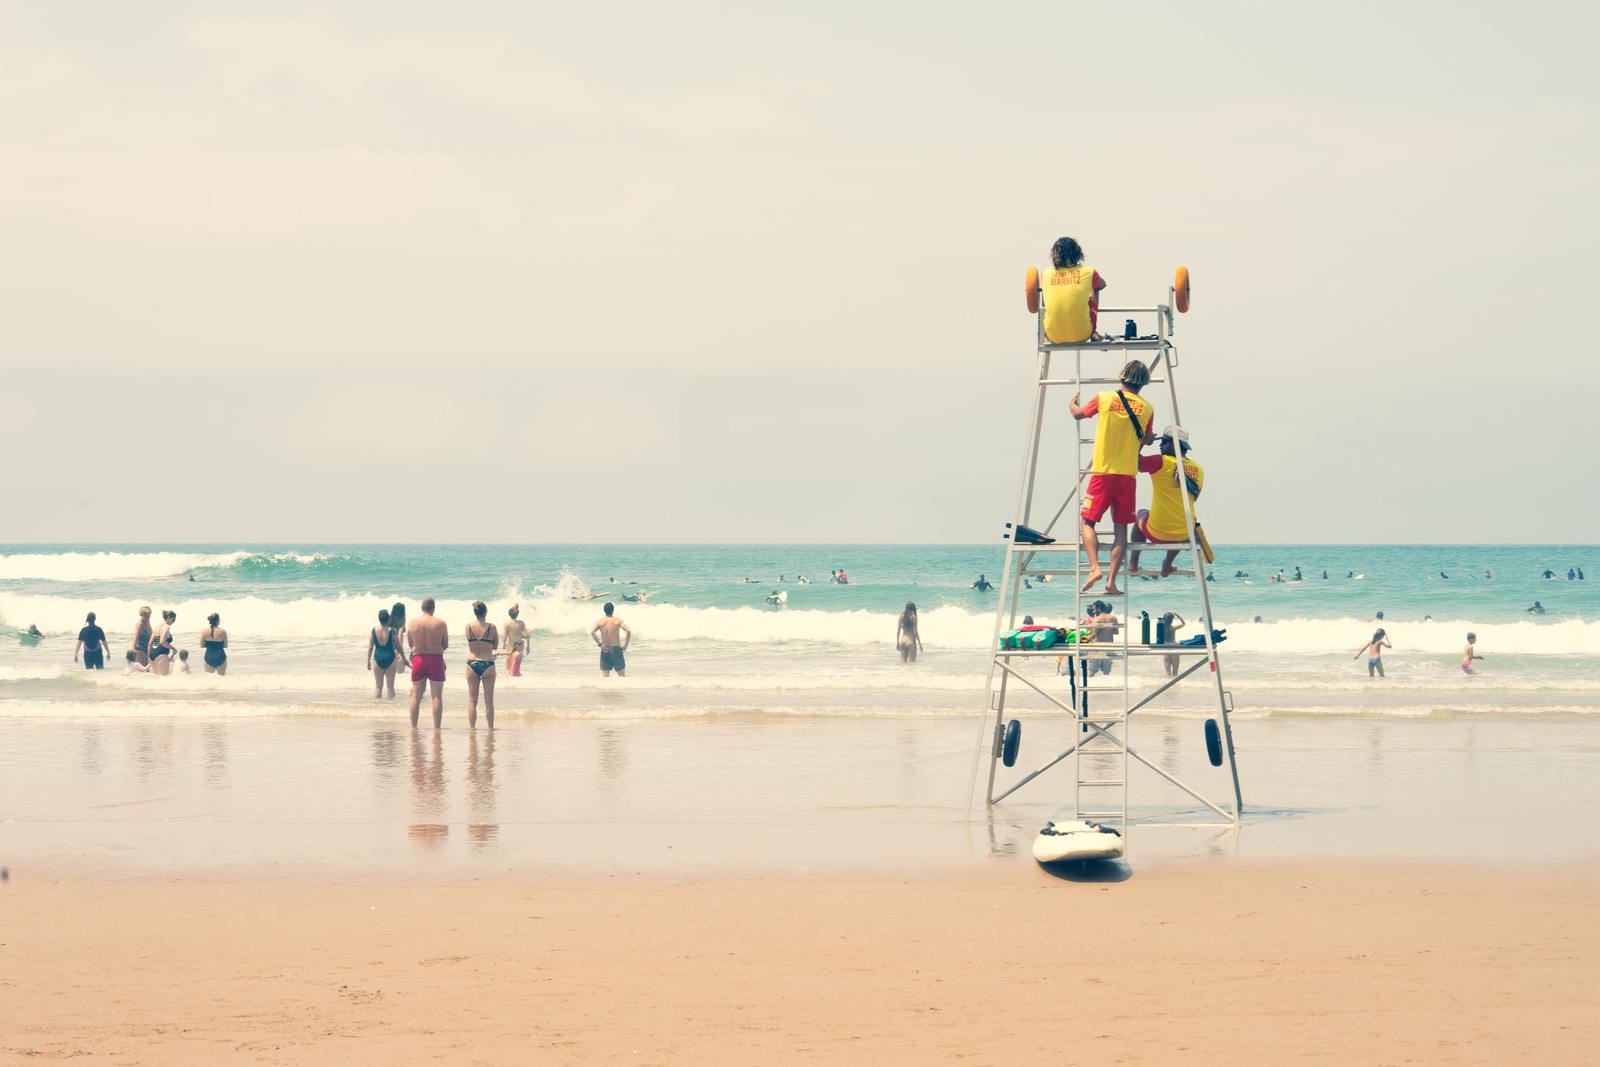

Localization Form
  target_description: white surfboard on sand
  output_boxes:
[1032,820,1124,863]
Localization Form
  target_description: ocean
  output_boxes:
[0,543,1595,724]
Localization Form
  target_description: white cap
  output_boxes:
[1163,425,1189,442]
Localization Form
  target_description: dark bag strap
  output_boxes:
[1115,389,1145,441]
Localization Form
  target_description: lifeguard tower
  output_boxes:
[971,263,1243,861]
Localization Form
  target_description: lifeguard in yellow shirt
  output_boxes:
[1131,428,1205,578]
[1070,360,1155,595]
[1042,236,1107,344]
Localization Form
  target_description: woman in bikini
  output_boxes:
[502,604,529,678]
[464,600,498,730]
[1354,628,1391,679]
[895,602,923,663]
[130,606,153,667]
[148,610,177,676]
[200,612,229,676]
[367,608,401,699]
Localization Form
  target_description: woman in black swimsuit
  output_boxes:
[131,606,153,667]
[464,600,498,730]
[148,610,176,676]
[367,608,401,700]
[200,612,229,676]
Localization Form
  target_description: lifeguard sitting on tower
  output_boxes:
[1041,236,1106,344]
[1070,359,1155,595]
[1130,427,1204,578]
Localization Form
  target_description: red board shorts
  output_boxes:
[1135,509,1182,544]
[411,652,446,684]
[1081,473,1137,525]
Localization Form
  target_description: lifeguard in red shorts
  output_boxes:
[1070,360,1155,595]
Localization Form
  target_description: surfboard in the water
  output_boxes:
[1032,820,1124,863]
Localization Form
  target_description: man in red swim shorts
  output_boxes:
[1070,360,1155,595]
[406,596,450,729]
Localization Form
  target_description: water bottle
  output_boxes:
[1155,616,1169,645]
[1139,610,1151,645]
[1124,318,1137,340]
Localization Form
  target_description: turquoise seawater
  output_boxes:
[1,544,1595,722]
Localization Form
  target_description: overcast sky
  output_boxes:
[2,1,1596,543]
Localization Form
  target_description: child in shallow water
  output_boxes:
[1354,629,1391,678]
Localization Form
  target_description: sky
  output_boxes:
[1,1,1596,543]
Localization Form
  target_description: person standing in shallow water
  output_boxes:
[130,606,152,667]
[200,613,228,675]
[367,608,401,699]
[896,602,923,664]
[464,600,498,730]
[591,602,630,677]
[407,598,449,729]
[75,612,108,670]
[502,604,529,678]
[148,610,177,676]
[1355,628,1391,678]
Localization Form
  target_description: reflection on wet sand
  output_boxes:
[132,722,176,788]
[410,731,445,824]
[466,731,498,849]
[202,723,228,791]
[80,724,102,775]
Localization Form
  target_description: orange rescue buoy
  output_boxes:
[1024,266,1040,314]
[1174,265,1191,313]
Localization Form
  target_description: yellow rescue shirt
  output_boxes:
[1140,453,1205,541]
[1084,391,1155,475]
[1042,265,1106,343]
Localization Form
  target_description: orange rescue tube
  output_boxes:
[1024,266,1040,314]
[1174,265,1191,313]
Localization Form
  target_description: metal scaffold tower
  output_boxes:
[972,264,1243,858]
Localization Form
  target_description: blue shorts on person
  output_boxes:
[600,646,626,673]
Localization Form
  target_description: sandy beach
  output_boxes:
[4,713,1600,1062]
[5,861,1597,1064]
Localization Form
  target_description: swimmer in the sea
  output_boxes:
[1569,568,1577,581]
[1370,610,1385,623]
[1354,629,1391,678]
[178,648,191,673]
[124,650,150,673]
[1440,571,1449,580]
[1293,566,1303,582]
[972,574,994,592]
[1528,601,1546,615]
[1542,570,1554,579]
[1460,632,1482,676]
[1485,569,1492,579]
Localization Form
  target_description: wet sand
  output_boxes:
[5,714,1600,1062]
[5,862,1598,1064]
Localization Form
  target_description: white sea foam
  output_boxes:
[3,583,1595,658]
[0,550,252,581]
[0,550,341,582]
